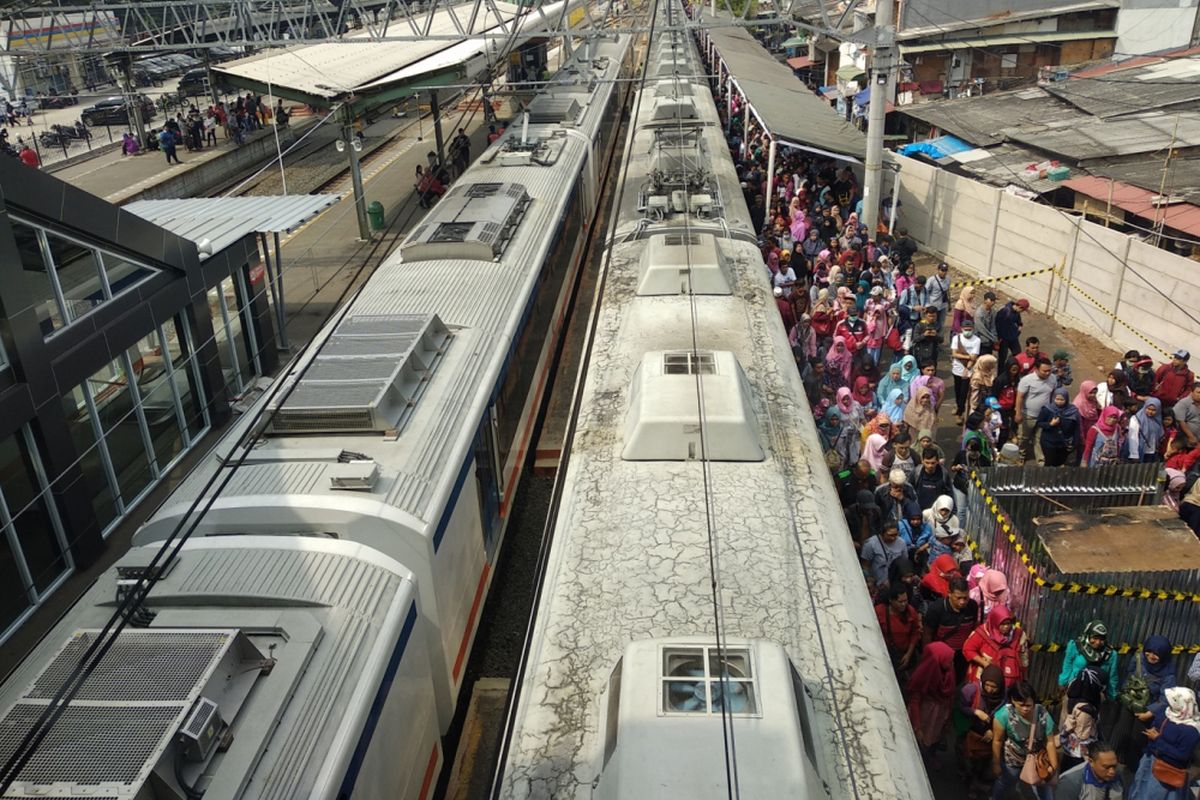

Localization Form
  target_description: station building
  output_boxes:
[0,158,278,641]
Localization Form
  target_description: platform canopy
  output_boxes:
[707,17,865,162]
[124,194,339,256]
[214,0,583,114]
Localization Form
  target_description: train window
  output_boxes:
[661,646,756,715]
[602,658,622,767]
[662,351,716,375]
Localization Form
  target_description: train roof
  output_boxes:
[138,35,630,547]
[500,6,930,799]
[0,537,420,799]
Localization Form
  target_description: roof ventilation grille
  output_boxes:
[270,313,452,435]
[527,94,584,124]
[622,351,764,462]
[0,629,263,800]
[400,182,531,262]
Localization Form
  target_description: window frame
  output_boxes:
[658,644,759,718]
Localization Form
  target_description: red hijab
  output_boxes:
[906,641,956,699]
[982,605,1015,646]
[919,554,960,598]
[851,376,873,406]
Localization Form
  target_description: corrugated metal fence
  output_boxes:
[964,464,1200,693]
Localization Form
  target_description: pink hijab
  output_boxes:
[825,336,854,382]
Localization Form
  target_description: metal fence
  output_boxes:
[964,464,1200,694]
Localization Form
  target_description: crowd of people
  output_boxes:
[139,94,289,164]
[715,73,1200,799]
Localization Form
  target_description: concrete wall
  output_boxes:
[888,152,1200,358]
[1116,1,1198,57]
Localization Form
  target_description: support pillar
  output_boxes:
[430,89,446,167]
[341,105,370,241]
[764,136,777,216]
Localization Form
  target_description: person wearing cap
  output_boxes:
[874,468,920,530]
[1127,356,1155,403]
[1051,349,1073,389]
[1154,349,1195,405]
[927,262,952,340]
[773,285,796,331]
[994,297,1029,367]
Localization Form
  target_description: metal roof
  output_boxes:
[707,15,865,160]
[213,1,521,101]
[1009,110,1200,160]
[899,87,1088,147]
[949,143,1072,195]
[124,194,339,256]
[1065,175,1200,237]
[1088,154,1200,205]
[1043,56,1200,119]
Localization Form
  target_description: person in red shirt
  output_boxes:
[1013,336,1040,375]
[1154,349,1195,405]
[962,605,1027,687]
[18,144,39,168]
[773,286,796,331]
[876,583,921,677]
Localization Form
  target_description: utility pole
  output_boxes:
[861,0,895,237]
[121,54,148,148]
[341,104,370,241]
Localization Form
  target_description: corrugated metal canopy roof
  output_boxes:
[1089,154,1200,205]
[708,15,865,160]
[899,29,1116,54]
[213,1,521,100]
[124,194,340,256]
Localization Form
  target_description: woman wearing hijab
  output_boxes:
[904,385,938,435]
[919,553,961,601]
[876,362,906,407]
[958,663,1007,798]
[853,279,870,313]
[1085,406,1125,467]
[898,354,921,390]
[820,406,861,469]
[1128,396,1165,462]
[864,288,890,366]
[1071,380,1102,464]
[824,336,854,392]
[991,357,1022,443]
[884,388,908,425]
[1128,686,1200,800]
[963,605,1027,687]
[906,641,957,763]
[1036,386,1081,467]
[862,413,893,471]
[1096,369,1131,410]
[836,386,865,428]
[876,583,922,679]
[977,569,1009,617]
[1059,620,1120,701]
[951,286,978,335]
[850,376,875,414]
[1113,635,1178,770]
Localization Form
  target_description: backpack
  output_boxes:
[1119,655,1151,713]
[1096,431,1122,466]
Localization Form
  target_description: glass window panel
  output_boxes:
[100,251,154,298]
[139,373,185,474]
[0,535,31,634]
[0,432,66,593]
[225,278,256,388]
[209,279,249,395]
[87,359,153,505]
[172,319,208,438]
[11,221,65,336]
[43,231,105,323]
[0,337,8,370]
[60,387,118,532]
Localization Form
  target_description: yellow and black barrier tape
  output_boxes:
[949,264,1058,289]
[1050,268,1173,360]
[967,471,1200,602]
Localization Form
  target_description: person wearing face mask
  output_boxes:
[951,317,981,424]
[1036,387,1080,467]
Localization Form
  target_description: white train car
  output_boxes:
[134,33,633,738]
[0,538,444,799]
[496,4,931,798]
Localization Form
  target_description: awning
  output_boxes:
[853,85,896,113]
[780,35,809,48]
[124,194,340,256]
[899,29,1118,55]
[820,85,839,98]
[1064,176,1200,237]
[837,64,866,82]
[787,56,814,69]
[708,13,865,161]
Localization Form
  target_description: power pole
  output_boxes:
[861,0,895,236]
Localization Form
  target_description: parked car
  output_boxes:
[80,96,156,126]
[177,68,234,98]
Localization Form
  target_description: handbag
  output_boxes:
[1017,705,1056,786]
[1118,655,1151,713]
[1151,756,1189,789]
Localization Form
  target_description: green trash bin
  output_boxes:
[367,200,385,231]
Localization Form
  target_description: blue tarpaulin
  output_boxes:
[897,135,974,160]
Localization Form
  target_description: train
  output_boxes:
[493,2,932,798]
[0,31,634,800]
